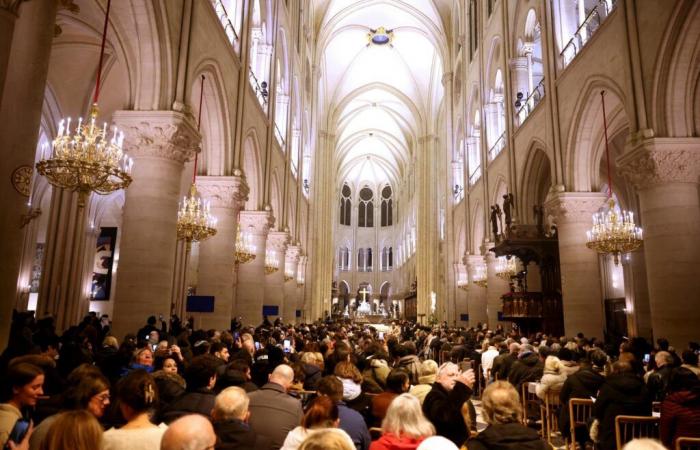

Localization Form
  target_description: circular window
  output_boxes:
[360,187,373,201]
[342,184,351,197]
[382,185,392,199]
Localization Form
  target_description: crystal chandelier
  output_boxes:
[457,279,469,292]
[176,75,217,247]
[495,256,519,280]
[36,0,132,208]
[234,224,256,265]
[472,263,488,288]
[586,91,643,265]
[284,265,295,282]
[264,251,279,275]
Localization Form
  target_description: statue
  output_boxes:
[534,205,544,235]
[496,204,503,238]
[502,193,514,228]
[490,205,499,239]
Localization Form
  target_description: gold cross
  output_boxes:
[359,287,369,302]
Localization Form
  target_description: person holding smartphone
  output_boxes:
[0,363,44,448]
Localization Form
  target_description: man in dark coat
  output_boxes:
[318,376,371,450]
[247,364,303,450]
[161,355,219,423]
[508,344,544,393]
[423,362,475,447]
[212,386,272,450]
[492,342,519,381]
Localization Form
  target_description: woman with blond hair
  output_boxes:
[370,393,435,450]
[39,410,102,450]
[299,429,355,450]
[466,381,547,450]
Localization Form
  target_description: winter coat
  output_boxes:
[508,353,543,392]
[535,372,566,399]
[660,389,700,448]
[422,382,472,447]
[466,422,548,450]
[491,353,517,381]
[302,363,322,391]
[594,373,652,450]
[0,403,23,447]
[409,374,437,405]
[369,433,426,450]
[216,367,258,393]
[363,358,390,393]
[397,355,421,385]
[214,418,273,450]
[338,402,372,450]
[247,382,304,450]
[160,387,217,424]
[559,367,605,440]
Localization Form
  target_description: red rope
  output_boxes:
[193,75,205,184]
[92,0,112,105]
[600,91,613,199]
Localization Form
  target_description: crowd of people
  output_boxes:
[0,310,698,450]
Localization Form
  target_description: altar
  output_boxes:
[355,314,387,325]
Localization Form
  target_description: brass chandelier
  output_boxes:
[472,262,488,288]
[284,265,295,282]
[36,0,132,208]
[495,256,519,280]
[234,223,255,265]
[176,75,217,248]
[585,91,643,265]
[264,251,279,275]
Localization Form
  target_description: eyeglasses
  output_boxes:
[93,393,110,403]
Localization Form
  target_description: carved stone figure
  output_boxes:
[503,193,514,227]
[490,205,499,238]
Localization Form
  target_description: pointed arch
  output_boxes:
[242,128,263,209]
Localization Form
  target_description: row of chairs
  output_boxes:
[520,383,700,450]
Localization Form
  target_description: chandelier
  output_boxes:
[284,265,295,282]
[495,256,519,280]
[264,251,279,275]
[36,0,131,208]
[176,75,217,247]
[234,223,255,265]
[585,91,643,265]
[472,263,488,288]
[457,279,468,292]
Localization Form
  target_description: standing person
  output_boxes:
[507,345,544,393]
[0,363,44,447]
[39,410,102,450]
[280,396,353,450]
[465,381,548,450]
[160,355,219,422]
[102,370,167,450]
[480,340,500,381]
[535,356,566,399]
[370,394,434,450]
[422,362,475,447]
[247,364,304,450]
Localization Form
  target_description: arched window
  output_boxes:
[358,187,374,227]
[358,248,372,272]
[381,247,393,272]
[469,0,479,61]
[338,246,349,271]
[380,185,393,226]
[339,183,351,225]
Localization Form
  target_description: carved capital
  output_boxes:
[112,110,201,164]
[267,231,289,253]
[418,134,436,145]
[618,137,700,190]
[196,176,249,210]
[544,192,607,224]
[509,56,529,70]
[464,254,486,268]
[239,210,273,235]
[441,72,453,87]
[285,245,301,263]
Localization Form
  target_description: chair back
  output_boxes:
[521,382,541,425]
[614,415,660,450]
[439,350,450,365]
[676,437,700,450]
[568,398,594,450]
[540,389,561,444]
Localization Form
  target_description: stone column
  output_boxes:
[509,56,529,100]
[618,138,700,347]
[545,191,607,339]
[283,245,300,324]
[465,254,488,327]
[193,175,249,330]
[110,111,200,340]
[621,252,652,340]
[416,135,438,323]
[454,262,468,325]
[485,247,509,328]
[0,0,58,348]
[297,255,308,320]
[264,231,289,321]
[235,210,273,327]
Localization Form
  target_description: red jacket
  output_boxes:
[369,433,425,450]
[660,390,700,448]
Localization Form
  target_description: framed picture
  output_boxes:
[91,227,117,300]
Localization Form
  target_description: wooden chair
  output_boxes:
[439,350,450,365]
[676,437,700,450]
[614,415,660,450]
[567,398,594,450]
[540,390,561,444]
[521,382,541,426]
[652,401,661,415]
[369,427,383,441]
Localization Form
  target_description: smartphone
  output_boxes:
[460,360,473,371]
[643,354,650,365]
[7,419,29,446]
[234,332,240,341]
[283,339,291,352]
[254,342,261,350]
[378,332,384,340]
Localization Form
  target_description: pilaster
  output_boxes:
[283,244,300,323]
[485,245,508,328]
[235,210,273,326]
[465,254,488,328]
[264,230,289,321]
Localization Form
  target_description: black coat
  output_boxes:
[302,364,322,391]
[559,367,605,440]
[467,422,549,450]
[214,418,273,450]
[508,353,543,392]
[594,373,652,450]
[161,387,217,424]
[422,381,473,447]
[492,353,517,381]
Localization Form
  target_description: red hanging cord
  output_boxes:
[92,0,112,105]
[600,90,613,199]
[193,74,205,184]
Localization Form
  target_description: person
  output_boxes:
[507,344,543,393]
[535,356,566,399]
[659,367,700,448]
[465,381,548,450]
[121,347,154,376]
[416,436,459,450]
[212,386,272,450]
[371,370,409,427]
[300,352,323,391]
[480,340,500,380]
[102,370,167,450]
[39,410,102,450]
[297,429,355,450]
[491,342,519,381]
[409,360,438,405]
[216,359,258,393]
[280,395,353,450]
[247,364,304,450]
[370,393,434,450]
[160,414,217,450]
[335,362,372,420]
[594,361,652,450]
[317,376,371,450]
[681,350,700,378]
[161,355,219,422]
[646,351,674,402]
[396,343,421,386]
[0,363,44,447]
[620,439,667,450]
[422,362,475,447]
[559,348,607,448]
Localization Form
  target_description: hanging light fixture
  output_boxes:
[472,263,488,288]
[176,74,218,248]
[36,0,132,208]
[264,251,280,275]
[457,278,469,292]
[585,91,643,265]
[495,256,519,280]
[234,222,255,265]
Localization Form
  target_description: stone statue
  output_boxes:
[503,193,514,227]
[496,204,503,238]
[490,205,499,238]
